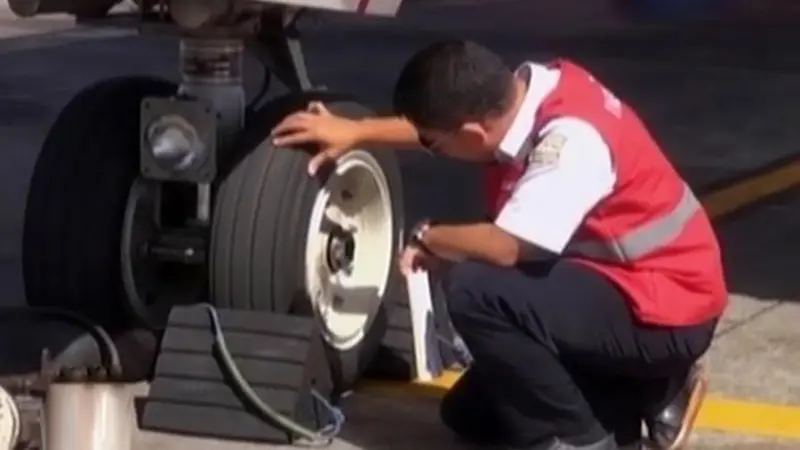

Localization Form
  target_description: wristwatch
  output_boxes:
[408,219,433,253]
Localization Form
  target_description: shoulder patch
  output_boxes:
[527,133,566,169]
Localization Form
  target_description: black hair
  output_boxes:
[392,40,516,131]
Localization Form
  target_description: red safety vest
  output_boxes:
[486,60,727,326]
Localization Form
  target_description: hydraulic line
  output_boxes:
[202,303,345,447]
[0,307,122,377]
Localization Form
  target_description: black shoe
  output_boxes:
[645,365,708,450]
[509,435,619,450]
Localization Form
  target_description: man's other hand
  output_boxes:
[399,245,440,277]
[271,101,362,176]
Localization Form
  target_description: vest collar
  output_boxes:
[497,62,561,161]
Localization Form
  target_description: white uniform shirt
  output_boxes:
[494,62,617,255]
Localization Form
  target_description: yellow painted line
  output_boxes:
[699,396,800,440]
[361,370,463,400]
[701,158,800,218]
[360,370,800,440]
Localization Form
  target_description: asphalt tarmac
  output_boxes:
[1,1,799,449]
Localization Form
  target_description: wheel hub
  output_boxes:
[325,226,356,274]
[121,179,207,329]
[305,151,394,351]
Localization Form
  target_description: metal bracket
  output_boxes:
[140,96,218,183]
[251,8,314,92]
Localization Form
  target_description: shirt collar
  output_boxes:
[497,62,561,161]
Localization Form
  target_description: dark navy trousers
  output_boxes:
[439,260,718,448]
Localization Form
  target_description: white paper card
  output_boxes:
[406,269,444,381]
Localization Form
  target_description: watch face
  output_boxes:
[0,387,19,450]
[412,222,427,242]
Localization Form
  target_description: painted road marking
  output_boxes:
[361,370,800,440]
[362,155,800,440]
[701,157,800,218]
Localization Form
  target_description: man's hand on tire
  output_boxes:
[271,101,362,176]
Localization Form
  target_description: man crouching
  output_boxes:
[272,40,726,450]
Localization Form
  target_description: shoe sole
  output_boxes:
[664,368,708,450]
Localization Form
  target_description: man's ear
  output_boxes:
[460,122,490,147]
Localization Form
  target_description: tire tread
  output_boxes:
[210,95,405,390]
[22,77,174,327]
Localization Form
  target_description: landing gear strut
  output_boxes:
[21,5,406,391]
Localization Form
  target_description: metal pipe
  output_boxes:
[43,383,134,450]
[178,37,245,218]
[197,183,211,224]
[178,37,246,151]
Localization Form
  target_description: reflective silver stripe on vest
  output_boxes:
[566,183,700,263]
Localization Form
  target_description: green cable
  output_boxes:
[202,303,343,447]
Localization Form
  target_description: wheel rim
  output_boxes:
[0,386,19,450]
[305,150,394,351]
[121,179,161,327]
[121,178,206,329]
